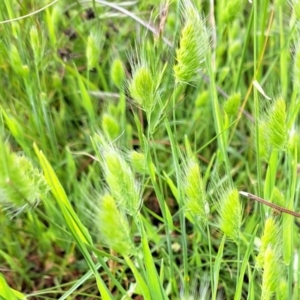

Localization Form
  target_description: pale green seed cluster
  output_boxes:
[98,194,133,255]
[256,217,280,268]
[0,141,49,216]
[218,188,242,243]
[86,32,101,70]
[224,93,241,117]
[128,150,155,176]
[101,113,120,141]
[10,45,29,78]
[111,58,125,89]
[266,98,287,150]
[101,145,141,215]
[182,158,209,223]
[221,0,243,24]
[30,25,42,63]
[261,246,280,300]
[173,1,209,83]
[129,65,155,114]
[258,98,287,158]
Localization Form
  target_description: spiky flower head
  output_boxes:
[111,58,125,89]
[221,0,243,24]
[128,64,156,114]
[0,140,49,217]
[224,93,241,117]
[173,0,210,83]
[99,144,141,215]
[10,45,29,78]
[266,98,287,151]
[261,246,281,300]
[182,158,209,224]
[101,113,120,141]
[98,193,133,255]
[217,187,242,243]
[128,150,156,177]
[256,217,280,269]
[86,32,102,70]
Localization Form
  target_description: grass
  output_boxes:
[0,0,300,299]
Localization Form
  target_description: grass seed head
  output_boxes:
[98,193,133,255]
[129,65,155,114]
[218,188,242,243]
[30,25,42,63]
[111,58,125,89]
[224,93,241,117]
[256,217,280,269]
[266,98,287,151]
[0,142,49,217]
[221,0,243,24]
[86,32,101,70]
[102,146,141,215]
[101,113,120,141]
[261,246,281,300]
[128,151,156,176]
[183,158,209,224]
[173,1,209,83]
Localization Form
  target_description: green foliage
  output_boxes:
[0,1,299,299]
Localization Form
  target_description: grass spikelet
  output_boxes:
[101,113,120,141]
[128,150,155,176]
[128,64,155,114]
[276,278,288,299]
[98,193,133,255]
[101,145,141,215]
[221,0,243,24]
[224,93,241,117]
[257,120,270,161]
[266,98,287,151]
[10,45,29,78]
[86,32,102,71]
[30,25,42,63]
[111,58,125,89]
[173,0,209,83]
[0,140,49,216]
[261,246,281,300]
[217,187,242,243]
[256,217,280,269]
[182,158,209,223]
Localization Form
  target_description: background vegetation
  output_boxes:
[0,0,300,299]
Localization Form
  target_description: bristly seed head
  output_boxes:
[173,0,210,84]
